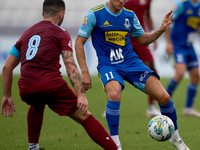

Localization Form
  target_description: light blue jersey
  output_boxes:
[171,0,200,46]
[78,3,145,69]
[78,3,159,91]
[78,2,180,140]
[171,0,200,69]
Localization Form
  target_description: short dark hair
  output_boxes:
[43,0,65,17]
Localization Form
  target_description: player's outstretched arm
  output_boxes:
[61,50,88,113]
[2,54,19,117]
[75,35,92,91]
[135,10,173,46]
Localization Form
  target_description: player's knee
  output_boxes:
[191,75,200,84]
[176,71,185,80]
[157,93,170,105]
[70,110,91,124]
[107,90,121,101]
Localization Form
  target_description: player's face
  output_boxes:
[108,0,126,13]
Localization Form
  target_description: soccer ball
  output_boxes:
[148,115,175,141]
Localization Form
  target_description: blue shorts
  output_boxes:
[173,44,198,70]
[98,61,159,93]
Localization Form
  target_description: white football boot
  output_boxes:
[28,148,45,150]
[117,144,122,150]
[183,108,200,117]
[170,138,190,150]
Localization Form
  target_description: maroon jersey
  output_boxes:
[125,0,151,31]
[125,0,153,62]
[15,21,73,95]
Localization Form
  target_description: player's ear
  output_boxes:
[58,11,64,19]
[42,11,44,17]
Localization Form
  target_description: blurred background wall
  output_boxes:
[0,0,199,77]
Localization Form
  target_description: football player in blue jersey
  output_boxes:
[165,0,200,117]
[75,0,190,149]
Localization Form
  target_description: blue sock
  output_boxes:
[106,100,120,136]
[159,100,178,130]
[166,79,178,96]
[185,83,198,108]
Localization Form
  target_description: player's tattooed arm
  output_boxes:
[62,50,88,113]
[61,50,85,95]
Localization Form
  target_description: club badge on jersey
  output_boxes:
[68,40,72,48]
[82,16,87,26]
[124,19,131,29]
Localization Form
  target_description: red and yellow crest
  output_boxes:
[68,40,72,48]
[82,16,87,26]
[172,4,177,11]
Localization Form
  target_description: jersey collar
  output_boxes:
[104,2,122,17]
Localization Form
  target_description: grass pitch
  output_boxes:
[0,75,200,150]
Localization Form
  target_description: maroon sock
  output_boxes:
[149,96,155,105]
[81,115,118,150]
[27,106,45,143]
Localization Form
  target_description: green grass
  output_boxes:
[1,75,200,150]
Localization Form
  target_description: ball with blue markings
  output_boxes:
[148,115,175,141]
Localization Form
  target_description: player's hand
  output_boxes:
[81,72,92,90]
[1,96,15,117]
[77,95,88,114]
[166,42,174,55]
[160,10,173,32]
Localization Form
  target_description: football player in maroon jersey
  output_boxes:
[1,0,118,150]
